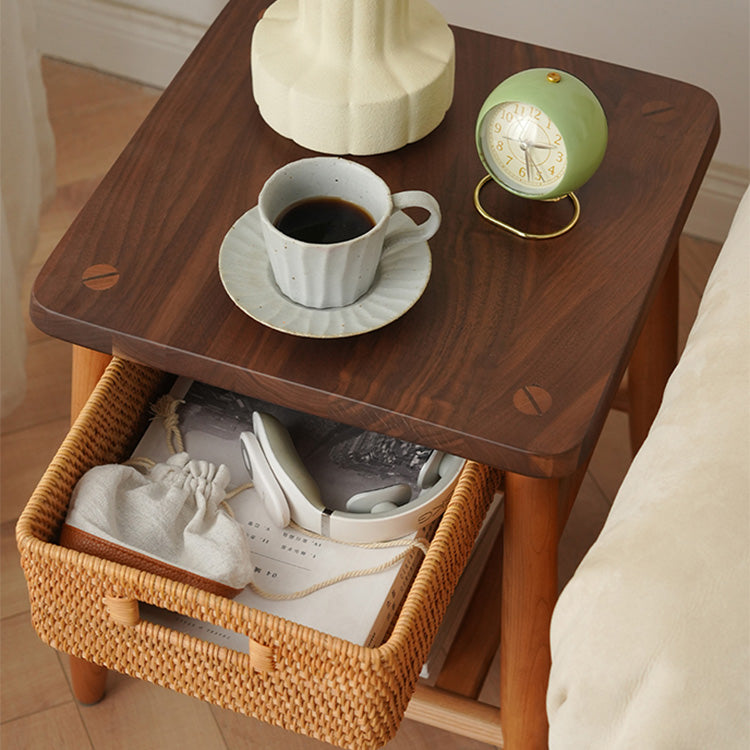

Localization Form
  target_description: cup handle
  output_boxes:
[383,191,441,254]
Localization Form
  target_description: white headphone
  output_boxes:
[240,412,464,543]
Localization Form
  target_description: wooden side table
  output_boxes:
[31,2,719,747]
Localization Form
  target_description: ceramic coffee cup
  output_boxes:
[257,157,441,309]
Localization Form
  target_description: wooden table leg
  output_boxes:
[497,248,677,746]
[628,244,679,454]
[500,472,559,749]
[70,345,112,419]
[69,656,109,706]
[68,345,112,704]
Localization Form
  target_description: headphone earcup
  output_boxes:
[417,450,445,489]
[345,484,412,514]
[240,431,290,527]
[369,501,400,513]
[253,412,334,535]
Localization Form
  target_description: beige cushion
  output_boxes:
[547,187,750,749]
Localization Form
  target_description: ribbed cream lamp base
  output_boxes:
[250,0,455,155]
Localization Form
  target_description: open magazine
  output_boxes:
[133,378,443,648]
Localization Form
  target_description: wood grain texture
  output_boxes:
[1,613,73,719]
[5,58,723,750]
[628,246,680,453]
[1,702,93,750]
[70,346,111,420]
[30,0,719,478]
[405,685,503,747]
[501,474,559,749]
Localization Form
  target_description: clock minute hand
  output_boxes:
[515,139,535,183]
[504,135,556,149]
[526,150,545,183]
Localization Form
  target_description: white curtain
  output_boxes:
[1,0,56,417]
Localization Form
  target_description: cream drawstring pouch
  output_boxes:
[60,452,254,598]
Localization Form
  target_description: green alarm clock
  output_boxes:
[474,68,608,238]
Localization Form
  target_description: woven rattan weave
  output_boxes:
[16,358,502,749]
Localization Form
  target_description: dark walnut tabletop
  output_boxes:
[31,0,719,477]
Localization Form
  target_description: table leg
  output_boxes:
[497,248,677,747]
[68,345,112,704]
[70,345,112,419]
[628,245,679,454]
[501,472,559,750]
[69,656,109,706]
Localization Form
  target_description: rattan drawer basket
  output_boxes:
[16,357,502,749]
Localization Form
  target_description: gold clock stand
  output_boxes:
[473,174,581,239]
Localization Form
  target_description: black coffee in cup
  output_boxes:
[274,197,375,244]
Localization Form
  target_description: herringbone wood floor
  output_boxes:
[1,59,721,749]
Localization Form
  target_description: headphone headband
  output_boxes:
[240,412,464,543]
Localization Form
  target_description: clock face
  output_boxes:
[481,101,568,197]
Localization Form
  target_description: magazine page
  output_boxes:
[132,378,434,648]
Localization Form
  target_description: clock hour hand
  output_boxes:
[527,142,556,150]
[505,135,556,150]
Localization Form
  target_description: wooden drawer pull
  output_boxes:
[103,596,140,627]
[249,638,276,673]
[103,595,275,672]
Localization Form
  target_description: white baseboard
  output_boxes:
[684,162,749,243]
[33,0,206,89]
[34,0,749,244]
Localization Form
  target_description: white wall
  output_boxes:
[432,0,749,171]
[435,0,750,242]
[35,0,749,241]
